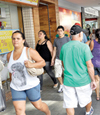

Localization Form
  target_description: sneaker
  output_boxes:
[58,85,63,93]
[53,83,58,88]
[85,106,94,115]
[40,90,42,92]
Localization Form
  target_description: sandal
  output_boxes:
[96,97,100,101]
[53,83,58,88]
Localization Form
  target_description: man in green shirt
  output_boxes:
[60,25,96,115]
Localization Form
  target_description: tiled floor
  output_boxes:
[0,73,99,115]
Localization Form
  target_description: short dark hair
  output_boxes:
[57,26,64,31]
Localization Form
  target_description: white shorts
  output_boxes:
[63,84,92,108]
[54,59,63,78]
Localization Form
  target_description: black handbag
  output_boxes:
[0,85,6,112]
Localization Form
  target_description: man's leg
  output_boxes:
[57,77,63,93]
[95,75,99,100]
[85,101,92,112]
[63,85,77,115]
[66,108,75,115]
[54,59,63,93]
[58,77,63,85]
[85,101,94,115]
[76,84,93,115]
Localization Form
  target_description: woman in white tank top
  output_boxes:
[7,31,51,115]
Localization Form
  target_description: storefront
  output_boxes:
[59,7,82,37]
[0,0,59,101]
[84,7,99,34]
[0,0,40,56]
[58,0,82,37]
[0,0,59,55]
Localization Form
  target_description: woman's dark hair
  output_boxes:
[38,30,49,40]
[95,29,100,44]
[12,30,29,47]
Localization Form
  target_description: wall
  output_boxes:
[48,3,57,43]
[39,3,57,43]
[58,0,81,12]
[32,7,40,45]
[9,5,19,29]
[97,11,100,28]
[39,5,49,38]
[22,7,35,48]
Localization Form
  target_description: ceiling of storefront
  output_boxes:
[65,0,100,11]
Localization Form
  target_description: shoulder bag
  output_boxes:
[0,60,6,112]
[26,48,44,77]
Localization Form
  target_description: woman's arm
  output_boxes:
[47,41,53,57]
[24,48,46,68]
[86,40,94,51]
[86,41,90,45]
[90,40,94,51]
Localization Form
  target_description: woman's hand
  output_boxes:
[51,59,54,66]
[24,60,33,68]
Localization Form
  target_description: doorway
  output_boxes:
[39,2,57,43]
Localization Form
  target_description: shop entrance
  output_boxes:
[17,7,24,33]
[39,2,57,43]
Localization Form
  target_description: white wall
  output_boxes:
[58,0,81,12]
[9,5,19,29]
[97,11,100,28]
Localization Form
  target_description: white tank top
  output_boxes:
[8,47,39,91]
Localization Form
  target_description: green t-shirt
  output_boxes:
[60,41,93,87]
[56,34,68,38]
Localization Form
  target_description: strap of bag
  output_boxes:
[89,39,92,47]
[27,48,35,62]
[27,48,31,60]
[0,76,2,89]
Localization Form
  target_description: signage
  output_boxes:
[59,7,82,37]
[0,29,18,54]
[85,7,99,17]
[14,0,39,5]
[0,0,39,6]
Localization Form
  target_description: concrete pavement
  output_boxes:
[0,73,99,115]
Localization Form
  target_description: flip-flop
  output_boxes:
[96,97,100,101]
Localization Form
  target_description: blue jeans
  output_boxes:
[10,84,41,102]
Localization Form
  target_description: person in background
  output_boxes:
[60,25,96,115]
[36,30,58,91]
[87,28,92,41]
[7,31,51,115]
[51,26,70,93]
[88,29,100,101]
[70,23,88,43]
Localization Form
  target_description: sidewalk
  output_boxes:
[0,73,99,115]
